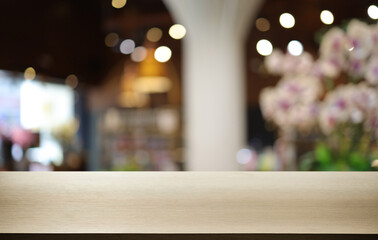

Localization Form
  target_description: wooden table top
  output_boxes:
[0,172,377,234]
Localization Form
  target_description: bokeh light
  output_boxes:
[169,24,186,39]
[24,67,36,80]
[118,91,149,108]
[236,148,252,165]
[154,46,172,62]
[287,40,303,56]
[11,144,23,162]
[320,10,334,25]
[105,32,119,47]
[256,39,273,56]
[65,74,79,89]
[255,18,270,32]
[279,13,295,28]
[112,0,127,9]
[120,39,135,55]
[146,27,163,42]
[368,5,378,20]
[131,46,147,62]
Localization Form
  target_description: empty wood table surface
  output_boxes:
[0,172,377,234]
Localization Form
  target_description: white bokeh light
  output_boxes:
[320,10,334,25]
[169,24,186,39]
[256,39,273,56]
[287,40,303,56]
[368,5,378,20]
[11,144,23,162]
[120,39,135,55]
[154,46,172,62]
[279,13,295,28]
[236,148,252,165]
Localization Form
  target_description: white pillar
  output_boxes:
[164,0,263,170]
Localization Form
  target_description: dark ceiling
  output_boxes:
[0,0,172,86]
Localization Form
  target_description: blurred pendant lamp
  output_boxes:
[133,47,172,94]
[118,64,149,108]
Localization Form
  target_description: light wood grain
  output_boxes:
[0,172,377,234]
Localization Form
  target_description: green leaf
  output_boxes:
[315,142,332,166]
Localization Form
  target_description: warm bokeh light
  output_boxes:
[105,32,119,47]
[169,24,186,39]
[118,91,149,108]
[65,74,79,89]
[287,40,303,56]
[255,18,270,32]
[154,46,172,62]
[112,0,127,9]
[134,76,172,93]
[131,46,148,62]
[368,5,378,20]
[279,13,295,28]
[24,67,36,80]
[120,39,135,54]
[146,27,163,42]
[256,39,273,56]
[320,10,334,25]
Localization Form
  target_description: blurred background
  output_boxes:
[0,0,377,171]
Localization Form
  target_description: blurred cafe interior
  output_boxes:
[0,0,377,171]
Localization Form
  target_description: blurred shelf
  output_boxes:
[98,107,182,170]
